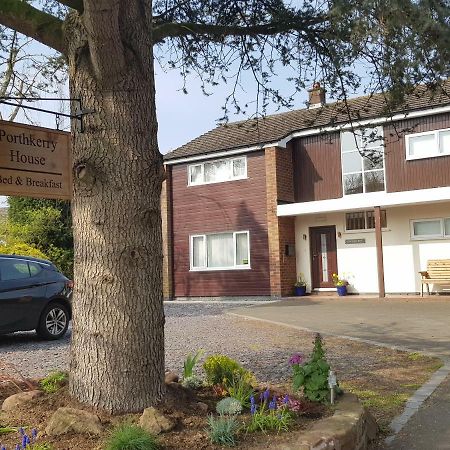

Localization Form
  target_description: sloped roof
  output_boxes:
[164,81,450,161]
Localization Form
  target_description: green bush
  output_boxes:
[226,372,255,408]
[206,414,239,447]
[39,371,68,394]
[105,423,159,450]
[216,397,242,415]
[0,242,48,260]
[203,355,250,387]
[291,334,336,403]
[181,374,203,389]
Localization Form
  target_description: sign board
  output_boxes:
[345,238,366,245]
[0,120,71,200]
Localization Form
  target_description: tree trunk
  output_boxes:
[65,4,166,413]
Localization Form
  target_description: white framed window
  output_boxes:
[405,128,450,160]
[188,156,247,186]
[345,210,387,231]
[341,126,385,195]
[410,218,450,240]
[190,231,250,270]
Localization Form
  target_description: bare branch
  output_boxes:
[0,0,64,54]
[153,16,327,43]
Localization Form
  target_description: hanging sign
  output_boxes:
[0,120,71,200]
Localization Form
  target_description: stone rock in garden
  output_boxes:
[164,371,179,384]
[2,390,43,411]
[196,402,208,413]
[139,407,175,434]
[45,407,103,436]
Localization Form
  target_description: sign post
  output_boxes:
[0,120,71,200]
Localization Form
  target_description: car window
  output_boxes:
[0,259,31,281]
[29,262,43,277]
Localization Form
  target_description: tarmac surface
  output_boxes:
[229,296,450,450]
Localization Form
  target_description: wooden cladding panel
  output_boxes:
[384,113,450,192]
[293,132,342,202]
[171,151,270,297]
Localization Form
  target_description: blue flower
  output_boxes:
[263,388,270,401]
[250,403,257,415]
[18,428,25,437]
[250,395,255,405]
[31,429,37,442]
[21,434,28,449]
[15,446,20,450]
[1,445,7,450]
[269,396,277,410]
[283,394,289,404]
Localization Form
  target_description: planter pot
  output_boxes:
[336,285,347,296]
[294,285,307,296]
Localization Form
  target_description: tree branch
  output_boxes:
[153,16,327,43]
[0,0,65,54]
[57,0,84,14]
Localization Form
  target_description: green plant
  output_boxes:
[247,391,292,433]
[28,444,54,450]
[182,349,203,379]
[39,371,68,394]
[203,355,250,388]
[206,414,239,447]
[226,372,254,408]
[291,334,335,403]
[216,397,242,415]
[294,273,306,287]
[181,374,203,389]
[0,426,20,435]
[105,423,159,450]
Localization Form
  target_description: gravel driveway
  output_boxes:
[0,301,438,385]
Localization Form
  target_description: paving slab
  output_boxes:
[229,297,450,356]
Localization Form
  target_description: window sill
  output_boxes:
[189,266,252,272]
[410,236,450,241]
[344,228,390,234]
[188,176,248,187]
[406,153,450,161]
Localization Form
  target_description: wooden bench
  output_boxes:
[419,259,450,296]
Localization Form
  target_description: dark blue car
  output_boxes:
[0,254,73,340]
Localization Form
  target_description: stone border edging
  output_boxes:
[270,394,377,450]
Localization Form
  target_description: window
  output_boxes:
[190,231,250,270]
[0,259,30,281]
[411,218,450,240]
[188,156,247,185]
[406,128,450,160]
[346,210,387,231]
[341,127,385,195]
[29,262,43,277]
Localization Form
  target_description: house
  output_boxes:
[161,81,450,299]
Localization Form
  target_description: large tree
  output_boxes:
[0,0,448,413]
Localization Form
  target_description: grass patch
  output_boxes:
[105,423,159,450]
[39,371,68,394]
[401,383,422,390]
[342,385,409,412]
[407,352,424,361]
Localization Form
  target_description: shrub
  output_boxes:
[226,372,255,408]
[203,355,250,387]
[39,371,68,394]
[291,334,335,403]
[216,397,242,415]
[182,349,203,379]
[181,375,203,389]
[0,242,48,260]
[105,423,159,450]
[247,390,292,433]
[206,415,239,447]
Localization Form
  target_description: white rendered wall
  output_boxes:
[295,202,450,294]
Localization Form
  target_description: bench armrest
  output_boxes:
[419,271,429,278]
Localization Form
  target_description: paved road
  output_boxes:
[230,297,450,356]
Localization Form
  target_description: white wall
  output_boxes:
[295,202,450,294]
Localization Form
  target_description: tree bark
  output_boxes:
[65,3,166,413]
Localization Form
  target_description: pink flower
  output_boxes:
[289,352,304,365]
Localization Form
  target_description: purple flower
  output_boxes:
[289,353,304,365]
[250,395,255,405]
[21,434,27,449]
[263,388,270,401]
[250,403,257,415]
[283,394,289,404]
[269,396,277,410]
[15,446,20,450]
[1,445,7,450]
[18,428,25,437]
[31,429,37,442]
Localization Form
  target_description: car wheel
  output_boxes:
[36,303,69,340]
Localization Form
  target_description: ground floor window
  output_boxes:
[345,210,387,231]
[190,231,250,270]
[411,218,450,240]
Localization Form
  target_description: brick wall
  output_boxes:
[265,146,297,296]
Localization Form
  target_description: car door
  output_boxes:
[0,258,46,333]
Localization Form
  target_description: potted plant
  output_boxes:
[332,273,348,296]
[294,274,307,296]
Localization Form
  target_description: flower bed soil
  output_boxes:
[0,380,330,450]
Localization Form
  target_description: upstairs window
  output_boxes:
[190,231,250,270]
[341,127,385,195]
[346,210,387,231]
[188,156,247,186]
[405,128,450,160]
